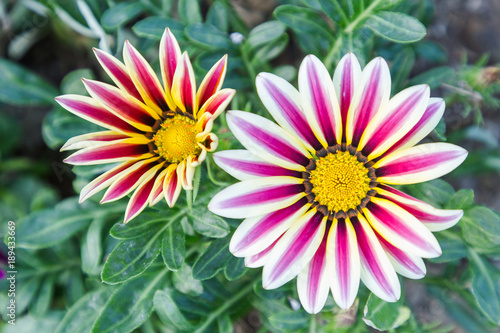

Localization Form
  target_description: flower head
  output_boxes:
[208,54,467,313]
[57,28,235,223]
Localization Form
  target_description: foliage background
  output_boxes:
[0,0,499,332]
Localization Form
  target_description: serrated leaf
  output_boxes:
[133,17,184,39]
[56,288,114,333]
[101,2,144,30]
[364,11,426,43]
[224,256,247,281]
[461,206,500,249]
[185,23,233,50]
[268,310,309,331]
[110,211,167,239]
[154,290,193,331]
[363,294,410,330]
[192,238,231,280]
[92,270,167,333]
[190,211,230,238]
[178,0,202,25]
[469,252,500,324]
[173,264,204,296]
[161,221,185,271]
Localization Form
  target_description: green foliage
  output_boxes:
[363,294,411,330]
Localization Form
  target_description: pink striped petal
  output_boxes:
[327,218,360,309]
[213,150,302,181]
[230,198,310,257]
[226,111,312,171]
[352,215,400,302]
[123,40,168,114]
[93,48,142,101]
[359,85,430,160]
[256,72,321,151]
[55,95,139,134]
[196,55,227,108]
[208,176,306,219]
[197,88,235,120]
[377,184,463,231]
[245,237,280,268]
[79,160,137,202]
[299,54,342,147]
[124,167,161,223]
[363,197,441,258]
[163,164,182,207]
[374,143,468,184]
[384,98,446,156]
[149,167,169,205]
[262,210,327,289]
[171,52,197,115]
[346,58,391,147]
[61,131,129,151]
[101,158,159,203]
[160,28,181,110]
[333,53,362,136]
[83,79,160,131]
[64,138,152,165]
[377,235,426,279]
[297,229,330,314]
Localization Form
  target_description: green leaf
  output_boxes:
[61,69,95,95]
[446,189,474,210]
[461,206,500,249]
[92,269,167,333]
[31,274,56,316]
[251,34,289,66]
[192,166,202,203]
[0,58,58,105]
[364,11,426,43]
[173,263,204,296]
[217,314,232,333]
[406,179,455,207]
[101,230,162,284]
[178,0,202,25]
[409,66,455,89]
[185,23,233,50]
[15,197,94,249]
[429,234,467,263]
[190,210,230,238]
[362,294,411,330]
[206,1,229,33]
[4,312,63,333]
[268,310,309,331]
[224,256,247,281]
[154,290,193,331]
[246,21,287,49]
[110,211,167,239]
[161,221,185,271]
[133,17,184,40]
[390,47,415,92]
[101,2,144,30]
[192,238,231,280]
[81,217,105,275]
[469,251,500,324]
[56,288,114,333]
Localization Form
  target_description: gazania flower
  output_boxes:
[208,54,467,313]
[56,28,235,223]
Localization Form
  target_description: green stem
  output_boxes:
[240,44,257,88]
[206,155,231,187]
[194,282,255,333]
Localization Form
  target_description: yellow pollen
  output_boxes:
[309,151,371,213]
[153,115,201,163]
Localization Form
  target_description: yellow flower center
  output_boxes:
[153,115,201,163]
[309,151,371,213]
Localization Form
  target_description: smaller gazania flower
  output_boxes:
[56,28,235,222]
[209,54,467,314]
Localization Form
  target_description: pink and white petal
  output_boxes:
[346,58,391,147]
[297,230,330,314]
[160,28,182,110]
[100,157,160,203]
[230,198,310,257]
[213,150,303,181]
[197,88,235,120]
[374,143,468,184]
[333,53,362,133]
[262,209,327,290]
[377,235,426,279]
[385,98,446,156]
[196,55,227,108]
[363,197,441,258]
[208,176,306,219]
[327,218,360,310]
[256,72,320,152]
[245,237,280,268]
[61,131,129,151]
[358,85,430,160]
[299,54,342,147]
[123,40,168,114]
[376,184,463,231]
[83,79,160,131]
[124,164,164,223]
[352,215,401,302]
[93,48,142,101]
[171,52,197,115]
[163,163,182,207]
[79,160,137,202]
[227,111,312,171]
[55,95,139,134]
[64,138,152,165]
[149,167,170,205]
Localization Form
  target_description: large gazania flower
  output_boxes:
[208,54,467,313]
[56,28,234,223]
